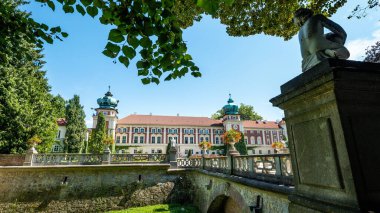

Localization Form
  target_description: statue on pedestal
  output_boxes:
[293,8,350,72]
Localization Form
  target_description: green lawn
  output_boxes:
[108,204,199,213]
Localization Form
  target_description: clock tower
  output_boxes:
[222,94,244,132]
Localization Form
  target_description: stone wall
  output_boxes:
[0,164,185,212]
[0,154,25,166]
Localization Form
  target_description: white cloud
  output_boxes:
[346,29,380,61]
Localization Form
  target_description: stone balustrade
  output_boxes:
[111,153,168,164]
[177,154,293,185]
[26,153,168,166]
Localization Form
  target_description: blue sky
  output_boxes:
[23,1,380,126]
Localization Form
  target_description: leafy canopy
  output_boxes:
[27,0,353,84]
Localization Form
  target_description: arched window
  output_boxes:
[215,137,219,144]
[123,128,127,133]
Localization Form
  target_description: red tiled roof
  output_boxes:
[57,118,67,126]
[118,114,223,127]
[242,120,280,129]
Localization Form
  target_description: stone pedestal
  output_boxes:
[169,147,177,168]
[23,146,38,166]
[270,59,380,212]
[102,147,111,165]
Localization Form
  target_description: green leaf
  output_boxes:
[93,0,103,7]
[105,42,120,52]
[152,68,162,77]
[108,29,124,43]
[140,37,152,48]
[136,61,144,69]
[127,35,139,48]
[122,46,136,59]
[43,35,53,44]
[141,78,151,85]
[61,32,68,38]
[164,74,173,81]
[151,77,160,85]
[137,69,149,76]
[76,4,86,16]
[80,0,92,7]
[50,26,61,33]
[47,1,55,11]
[191,72,202,78]
[118,56,130,67]
[86,6,98,17]
[41,24,49,31]
[67,0,76,5]
[102,49,115,58]
[184,54,192,60]
[180,67,188,75]
[63,5,75,13]
[197,0,219,15]
[190,66,199,71]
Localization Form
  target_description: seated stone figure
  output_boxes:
[293,8,350,72]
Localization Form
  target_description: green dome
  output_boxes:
[223,94,239,115]
[97,87,118,109]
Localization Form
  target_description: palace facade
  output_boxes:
[92,89,286,156]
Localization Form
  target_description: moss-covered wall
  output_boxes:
[0,165,176,202]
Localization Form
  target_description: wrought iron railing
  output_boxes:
[177,154,293,185]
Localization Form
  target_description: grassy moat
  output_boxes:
[109,204,199,213]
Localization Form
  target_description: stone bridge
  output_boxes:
[0,153,293,213]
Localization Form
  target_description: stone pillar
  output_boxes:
[23,146,38,166]
[270,59,380,212]
[169,146,177,168]
[102,147,111,164]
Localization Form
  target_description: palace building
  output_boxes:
[91,89,286,156]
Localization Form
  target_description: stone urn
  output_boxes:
[228,140,240,156]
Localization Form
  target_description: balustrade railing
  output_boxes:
[177,154,293,185]
[111,154,167,164]
[32,153,103,166]
[177,157,202,168]
[203,156,229,174]
[29,153,168,166]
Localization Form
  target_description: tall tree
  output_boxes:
[88,112,106,154]
[64,95,87,153]
[0,43,57,153]
[51,94,66,118]
[211,104,263,121]
[364,41,380,63]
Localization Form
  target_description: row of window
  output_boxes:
[115,135,223,144]
[116,127,225,135]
